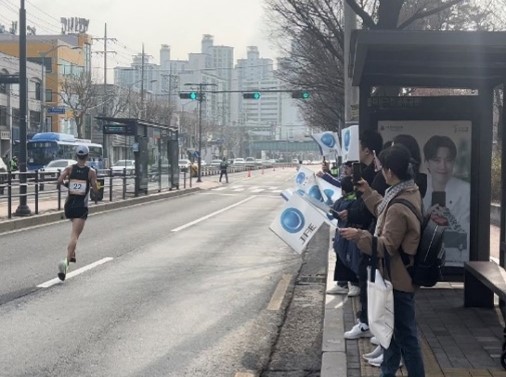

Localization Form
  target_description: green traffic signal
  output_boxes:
[243,92,261,100]
[291,90,310,100]
[179,91,199,100]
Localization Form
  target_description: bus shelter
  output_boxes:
[349,30,506,278]
[96,117,179,195]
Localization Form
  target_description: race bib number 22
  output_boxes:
[69,179,87,195]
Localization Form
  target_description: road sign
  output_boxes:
[47,106,66,115]
[103,123,136,135]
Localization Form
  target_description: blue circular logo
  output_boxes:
[295,172,306,185]
[343,130,350,151]
[324,188,334,200]
[296,189,305,196]
[308,185,323,201]
[280,208,305,233]
[320,133,335,148]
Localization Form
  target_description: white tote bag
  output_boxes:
[367,237,394,349]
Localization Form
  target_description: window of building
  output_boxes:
[35,82,41,100]
[45,89,52,102]
[0,106,7,126]
[0,69,8,94]
[27,57,52,73]
[12,108,20,128]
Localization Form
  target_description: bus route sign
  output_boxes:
[103,123,136,135]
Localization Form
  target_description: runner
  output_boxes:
[56,145,98,281]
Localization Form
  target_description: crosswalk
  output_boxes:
[211,185,283,194]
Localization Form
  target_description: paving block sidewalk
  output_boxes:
[322,226,506,377]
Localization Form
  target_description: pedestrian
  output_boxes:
[56,145,98,281]
[219,157,229,183]
[340,144,425,377]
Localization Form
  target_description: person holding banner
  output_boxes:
[329,176,361,296]
[340,144,425,377]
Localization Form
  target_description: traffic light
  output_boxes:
[179,91,199,100]
[291,90,310,100]
[243,92,261,100]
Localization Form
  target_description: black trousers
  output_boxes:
[219,170,228,182]
[334,254,359,284]
[358,253,370,324]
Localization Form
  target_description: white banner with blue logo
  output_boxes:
[270,193,325,254]
[316,176,342,205]
[294,166,324,202]
[294,190,338,227]
[311,131,342,157]
[341,124,360,162]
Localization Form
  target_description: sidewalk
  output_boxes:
[0,178,222,233]
[322,226,506,377]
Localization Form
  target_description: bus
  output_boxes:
[27,132,104,171]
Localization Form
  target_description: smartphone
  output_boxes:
[431,191,446,207]
[352,162,362,184]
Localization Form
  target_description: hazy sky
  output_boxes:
[3,0,278,72]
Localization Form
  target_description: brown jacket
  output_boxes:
[352,185,422,293]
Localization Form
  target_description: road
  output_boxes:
[0,168,303,377]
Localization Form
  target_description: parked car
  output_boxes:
[210,159,222,167]
[111,160,135,176]
[39,159,77,179]
[245,157,256,167]
[233,158,246,165]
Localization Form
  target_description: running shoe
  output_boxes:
[58,259,68,281]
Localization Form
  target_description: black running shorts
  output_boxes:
[64,203,88,220]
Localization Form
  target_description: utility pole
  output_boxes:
[140,43,145,119]
[92,23,116,162]
[15,0,30,216]
[344,3,359,125]
[183,82,216,182]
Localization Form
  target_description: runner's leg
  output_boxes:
[67,218,86,262]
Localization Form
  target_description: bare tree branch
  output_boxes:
[345,0,377,29]
[398,0,464,29]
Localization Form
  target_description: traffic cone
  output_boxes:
[247,169,251,178]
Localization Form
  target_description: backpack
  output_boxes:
[391,198,446,287]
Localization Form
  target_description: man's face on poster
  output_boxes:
[427,146,455,187]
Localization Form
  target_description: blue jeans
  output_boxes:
[381,290,425,377]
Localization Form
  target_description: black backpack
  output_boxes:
[391,198,446,287]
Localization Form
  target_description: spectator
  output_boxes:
[340,144,425,377]
[327,176,361,297]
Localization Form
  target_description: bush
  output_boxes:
[491,149,502,203]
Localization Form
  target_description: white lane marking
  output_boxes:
[171,196,256,232]
[211,187,227,191]
[271,189,282,193]
[234,372,256,377]
[251,188,265,193]
[267,274,292,311]
[233,188,246,192]
[37,257,114,288]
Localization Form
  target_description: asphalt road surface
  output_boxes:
[0,168,303,377]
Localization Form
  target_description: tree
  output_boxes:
[59,72,98,138]
[266,0,504,132]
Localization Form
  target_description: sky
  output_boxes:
[0,0,279,74]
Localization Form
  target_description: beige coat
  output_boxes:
[352,185,422,293]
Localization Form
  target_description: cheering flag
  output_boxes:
[311,131,342,157]
[316,176,342,205]
[294,166,324,203]
[270,193,326,254]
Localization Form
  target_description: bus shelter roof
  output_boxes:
[350,30,506,88]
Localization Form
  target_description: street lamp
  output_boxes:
[39,45,81,132]
[183,82,217,182]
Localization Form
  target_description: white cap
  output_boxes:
[75,145,89,157]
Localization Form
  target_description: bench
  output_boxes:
[464,261,506,369]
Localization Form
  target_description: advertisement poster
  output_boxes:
[378,120,472,267]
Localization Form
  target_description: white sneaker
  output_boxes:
[344,321,371,339]
[326,284,349,295]
[370,336,380,346]
[363,345,383,360]
[368,353,383,367]
[347,285,360,297]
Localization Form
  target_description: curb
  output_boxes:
[321,227,348,377]
[0,187,201,234]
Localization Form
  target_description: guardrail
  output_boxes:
[0,163,294,219]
